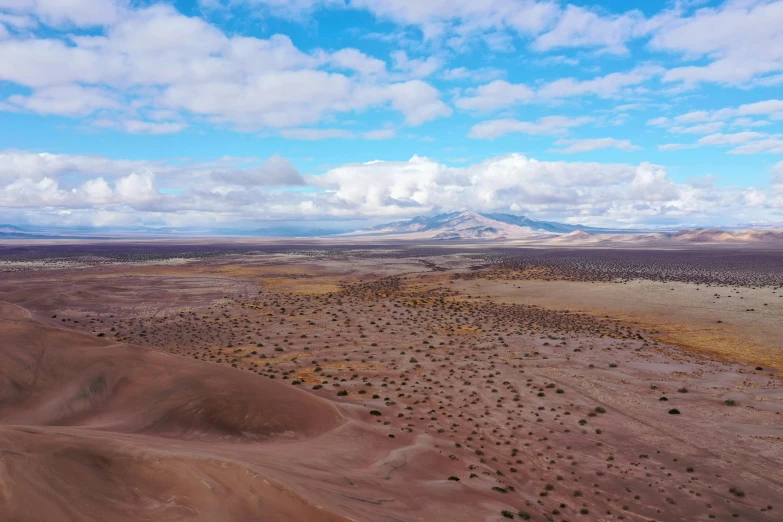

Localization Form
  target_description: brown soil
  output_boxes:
[1,245,781,522]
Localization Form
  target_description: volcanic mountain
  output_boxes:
[349,211,606,240]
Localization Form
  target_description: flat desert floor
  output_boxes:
[0,242,781,522]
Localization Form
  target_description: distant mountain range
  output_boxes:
[2,214,782,244]
[0,224,69,239]
[0,223,343,239]
[349,211,623,240]
[345,211,783,243]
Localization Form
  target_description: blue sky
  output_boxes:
[0,0,782,230]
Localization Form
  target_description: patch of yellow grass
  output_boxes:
[295,369,324,385]
[649,324,783,373]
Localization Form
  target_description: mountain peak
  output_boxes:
[349,211,596,240]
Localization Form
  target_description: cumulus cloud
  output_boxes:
[532,5,645,54]
[658,143,697,151]
[390,50,442,78]
[325,48,387,76]
[456,65,663,113]
[349,0,560,40]
[0,148,776,228]
[440,66,504,81]
[646,117,670,127]
[313,153,758,224]
[0,0,121,27]
[551,138,641,153]
[2,0,783,230]
[652,1,783,86]
[278,126,396,141]
[648,99,783,154]
[0,4,450,133]
[668,100,783,125]
[468,116,592,139]
[210,155,305,186]
[538,65,663,99]
[5,84,121,116]
[697,132,767,146]
[669,122,725,135]
[94,119,188,135]
[456,80,534,111]
[772,160,783,184]
[728,137,783,155]
[114,170,158,205]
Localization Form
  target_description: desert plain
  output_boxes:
[0,241,782,522]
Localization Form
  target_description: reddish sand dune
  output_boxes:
[0,320,341,441]
[0,312,348,522]
[0,427,349,522]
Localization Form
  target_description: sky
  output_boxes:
[0,0,782,231]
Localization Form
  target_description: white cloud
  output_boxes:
[226,0,343,19]
[468,115,592,139]
[456,80,534,111]
[98,120,188,135]
[79,177,114,204]
[674,111,711,123]
[313,153,758,224]
[279,127,397,140]
[669,121,725,134]
[533,5,644,54]
[731,117,771,128]
[323,48,386,76]
[0,148,773,227]
[538,65,663,99]
[363,128,397,140]
[6,84,121,116]
[650,101,783,154]
[653,1,783,86]
[440,66,503,81]
[349,0,560,39]
[279,128,355,140]
[391,50,441,78]
[210,155,305,185]
[552,137,641,153]
[0,4,450,132]
[456,65,662,112]
[658,143,697,151]
[381,80,453,124]
[737,99,783,116]
[0,0,121,27]
[114,170,158,205]
[697,132,767,146]
[728,138,783,155]
[771,160,783,183]
[646,117,670,127]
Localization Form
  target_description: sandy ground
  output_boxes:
[0,245,781,522]
[449,278,783,371]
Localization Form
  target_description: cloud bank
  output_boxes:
[1,149,778,229]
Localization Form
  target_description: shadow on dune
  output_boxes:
[0,320,341,442]
[0,314,349,522]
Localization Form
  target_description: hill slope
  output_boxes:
[351,211,599,240]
